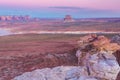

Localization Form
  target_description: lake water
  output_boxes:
[0,29,11,36]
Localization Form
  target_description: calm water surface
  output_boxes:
[0,29,11,36]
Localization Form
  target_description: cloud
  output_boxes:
[48,6,109,12]
[49,7,83,10]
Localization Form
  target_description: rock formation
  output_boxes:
[12,57,120,80]
[13,66,98,80]
[76,34,120,80]
[0,16,6,21]
[13,34,120,80]
[78,34,120,53]
[0,15,31,21]
[64,15,75,22]
[111,34,120,80]
[111,34,120,45]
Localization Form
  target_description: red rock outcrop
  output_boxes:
[0,15,31,21]
[78,34,120,53]
[0,16,6,21]
[64,15,75,22]
[76,34,120,80]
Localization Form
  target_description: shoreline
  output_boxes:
[13,31,120,35]
[0,28,119,36]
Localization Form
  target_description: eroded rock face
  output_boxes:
[78,34,120,53]
[76,51,120,80]
[76,34,120,80]
[111,34,120,45]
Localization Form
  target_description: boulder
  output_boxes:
[87,52,120,80]
[76,51,120,80]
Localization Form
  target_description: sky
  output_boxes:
[0,0,120,18]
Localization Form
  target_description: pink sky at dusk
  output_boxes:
[0,0,120,11]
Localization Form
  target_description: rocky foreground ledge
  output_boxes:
[13,34,120,80]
